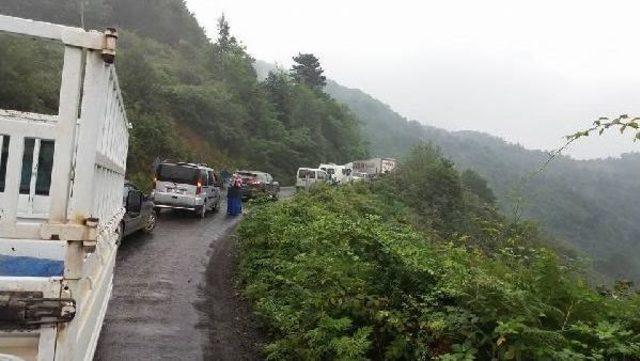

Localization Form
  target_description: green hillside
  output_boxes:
[238,148,640,360]
[323,82,640,282]
[0,0,366,187]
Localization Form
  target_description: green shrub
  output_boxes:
[238,184,640,360]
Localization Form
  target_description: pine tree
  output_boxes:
[291,53,327,90]
[216,13,237,51]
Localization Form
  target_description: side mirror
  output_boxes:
[126,191,142,213]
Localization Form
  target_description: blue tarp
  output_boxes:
[0,255,64,277]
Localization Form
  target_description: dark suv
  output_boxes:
[237,171,280,200]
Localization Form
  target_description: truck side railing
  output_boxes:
[0,14,129,239]
[0,15,129,361]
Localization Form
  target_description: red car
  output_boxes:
[237,171,280,200]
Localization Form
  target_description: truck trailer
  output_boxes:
[352,158,397,176]
[0,15,129,361]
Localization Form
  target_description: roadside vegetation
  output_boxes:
[237,145,640,360]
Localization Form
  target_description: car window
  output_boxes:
[156,164,200,185]
[309,171,316,179]
[239,172,258,183]
[200,170,207,185]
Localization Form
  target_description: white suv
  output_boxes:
[152,161,222,218]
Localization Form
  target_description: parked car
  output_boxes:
[296,168,330,190]
[237,171,280,200]
[118,182,156,242]
[152,161,222,218]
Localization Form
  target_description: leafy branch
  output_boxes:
[565,114,640,144]
[546,115,640,175]
[508,115,639,223]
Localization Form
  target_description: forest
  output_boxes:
[0,0,366,188]
[1,0,639,288]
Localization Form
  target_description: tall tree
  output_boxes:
[216,13,237,51]
[291,53,327,90]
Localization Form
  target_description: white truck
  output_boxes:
[0,15,129,361]
[318,163,352,185]
[352,158,397,176]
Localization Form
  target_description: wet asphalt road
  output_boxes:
[94,188,294,361]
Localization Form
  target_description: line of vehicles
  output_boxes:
[149,161,281,218]
[296,157,397,190]
[119,160,284,243]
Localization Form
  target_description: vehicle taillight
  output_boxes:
[196,181,203,194]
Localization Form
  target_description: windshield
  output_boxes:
[298,169,315,179]
[238,171,258,178]
[156,164,200,185]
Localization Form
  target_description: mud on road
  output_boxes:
[93,190,295,360]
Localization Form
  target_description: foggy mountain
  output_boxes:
[257,60,640,282]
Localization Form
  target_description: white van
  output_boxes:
[296,168,329,190]
[152,161,222,218]
[319,163,352,185]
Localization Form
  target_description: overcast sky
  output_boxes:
[185,0,640,159]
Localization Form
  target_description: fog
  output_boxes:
[185,0,640,159]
